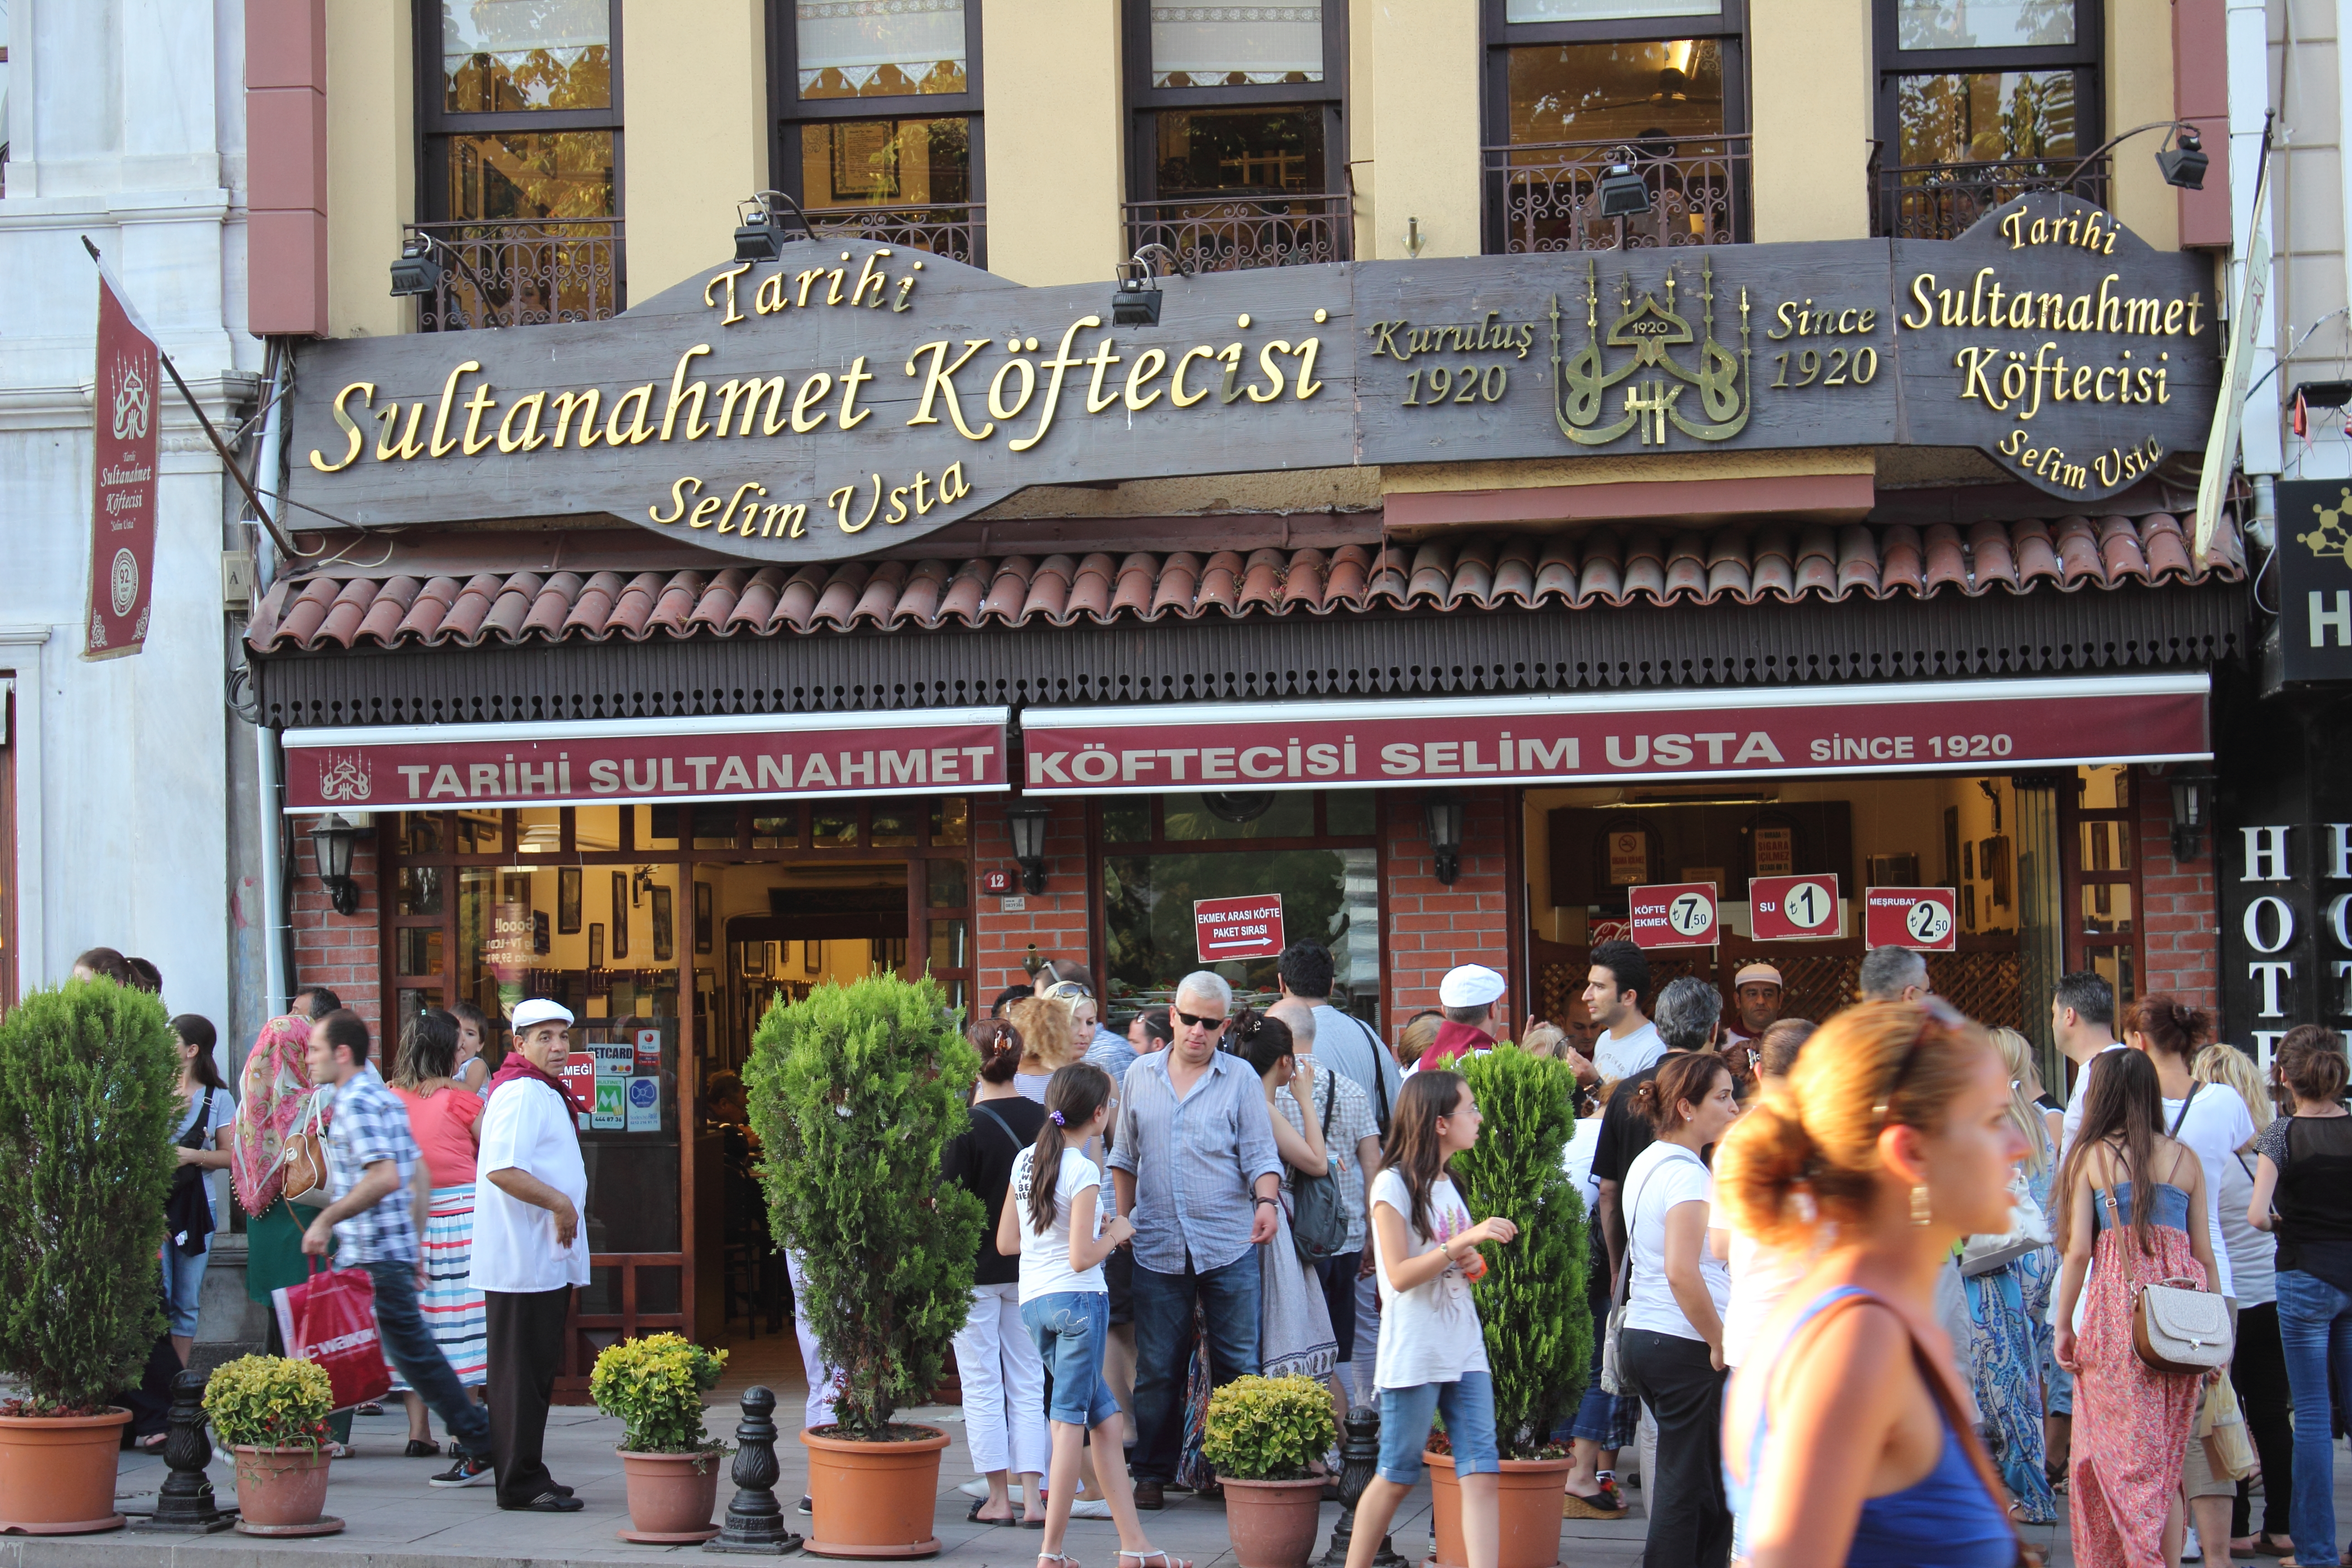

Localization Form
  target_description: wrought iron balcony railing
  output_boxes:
[1122,193,1352,274]
[1483,136,1751,255]
[804,203,985,268]
[1870,153,2112,240]
[408,218,625,332]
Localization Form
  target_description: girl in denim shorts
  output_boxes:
[1344,1070,1520,1568]
[998,1063,1190,1568]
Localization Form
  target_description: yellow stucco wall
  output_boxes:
[980,2,1124,286]
[324,0,412,339]
[620,0,767,305]
[1749,0,1874,243]
[1357,0,1481,260]
[2106,0,2180,251]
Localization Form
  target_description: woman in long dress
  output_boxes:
[385,1009,490,1456]
[1957,1026,2058,1523]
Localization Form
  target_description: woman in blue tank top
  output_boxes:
[1713,999,2028,1568]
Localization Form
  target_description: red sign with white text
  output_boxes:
[1194,895,1286,962]
[1864,887,1959,951]
[1018,678,2206,794]
[85,266,161,660]
[1749,874,1844,941]
[282,709,1008,811]
[559,1052,598,1115]
[1629,883,1719,948]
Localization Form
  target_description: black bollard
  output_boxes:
[137,1369,234,1533]
[705,1386,803,1554]
[1320,1405,1405,1568]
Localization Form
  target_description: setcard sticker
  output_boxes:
[627,1076,661,1132]
[1628,882,1719,949]
[1194,894,1285,962]
[592,1042,634,1079]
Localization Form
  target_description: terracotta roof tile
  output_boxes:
[249,510,2248,653]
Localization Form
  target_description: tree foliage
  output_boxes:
[1454,1046,1592,1457]
[0,980,178,1410]
[746,972,984,1439]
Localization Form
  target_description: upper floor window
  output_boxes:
[771,0,984,265]
[415,0,624,328]
[1482,0,1749,253]
[1872,0,2102,237]
[1123,3,1350,271]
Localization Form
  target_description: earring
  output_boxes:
[1910,1184,1932,1227]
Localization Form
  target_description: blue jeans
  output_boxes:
[160,1243,210,1339]
[1023,1292,1121,1428]
[363,1260,490,1459]
[2276,1269,2352,1562]
[1130,1254,1262,1483]
[1377,1372,1499,1485]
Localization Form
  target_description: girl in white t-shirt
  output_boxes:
[1346,1070,1520,1568]
[995,1065,1187,1568]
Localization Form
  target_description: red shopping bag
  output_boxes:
[270,1264,393,1412]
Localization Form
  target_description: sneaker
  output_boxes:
[960,1479,992,1501]
[1068,1500,1113,1519]
[2184,1526,2201,1563]
[799,1495,814,1514]
[430,1455,496,1489]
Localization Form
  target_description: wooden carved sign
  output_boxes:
[283,192,2218,562]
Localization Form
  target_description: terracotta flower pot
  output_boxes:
[231,1445,334,1529]
[616,1448,725,1543]
[1220,1475,1328,1568]
[1423,1450,1573,1568]
[0,1408,131,1534]
[800,1424,951,1559]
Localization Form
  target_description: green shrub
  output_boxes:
[201,1355,333,1450]
[1454,1045,1591,1458]
[1201,1374,1338,1480]
[747,972,984,1439]
[0,980,178,1412]
[591,1332,729,1453]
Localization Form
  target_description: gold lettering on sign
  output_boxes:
[309,381,373,472]
[376,401,427,462]
[497,392,548,453]
[904,339,995,440]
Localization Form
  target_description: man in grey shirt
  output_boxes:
[1110,970,1283,1508]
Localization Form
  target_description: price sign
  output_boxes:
[1749,874,1843,941]
[1629,882,1719,949]
[1864,886,1959,951]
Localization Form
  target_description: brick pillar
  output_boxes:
[974,797,1092,1000]
[1385,789,1514,1022]
[289,830,382,1036]
[2137,778,2219,1014]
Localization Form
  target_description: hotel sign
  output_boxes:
[284,193,2217,562]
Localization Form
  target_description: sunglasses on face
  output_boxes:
[1174,1009,1229,1029]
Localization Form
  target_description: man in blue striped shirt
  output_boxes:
[1109,970,1283,1509]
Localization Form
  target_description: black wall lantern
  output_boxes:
[310,813,369,916]
[2168,767,2215,863]
[1596,152,1653,219]
[388,235,444,298]
[733,190,816,264]
[1007,803,1052,895]
[1425,793,1465,886]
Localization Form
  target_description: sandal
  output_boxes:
[1039,1554,1080,1568]
[2251,1537,2294,1558]
[1563,1486,1625,1519]
[133,1431,169,1452]
[966,1500,1021,1527]
[1120,1551,1194,1568]
[405,1439,441,1458]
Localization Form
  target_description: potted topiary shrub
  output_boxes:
[747,972,984,1560]
[1423,1046,1591,1568]
[1202,1375,1338,1568]
[202,1354,339,1534]
[591,1332,731,1543]
[0,980,178,1535]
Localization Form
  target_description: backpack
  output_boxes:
[1290,1072,1352,1264]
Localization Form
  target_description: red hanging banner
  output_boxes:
[84,264,161,660]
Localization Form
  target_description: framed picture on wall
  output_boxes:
[502,872,530,905]
[611,872,631,960]
[695,882,713,953]
[652,885,675,962]
[741,940,767,978]
[588,923,605,969]
[804,941,822,975]
[534,910,551,956]
[557,868,582,934]
[1981,837,2013,908]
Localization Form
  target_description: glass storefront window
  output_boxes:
[443,0,612,111]
[1327,791,1377,836]
[457,810,504,855]
[927,858,968,908]
[1896,0,2073,50]
[1895,69,2076,166]
[2079,819,2130,872]
[632,805,679,852]
[1504,39,1727,146]
[573,806,621,852]
[1507,0,1718,17]
[1103,803,1152,843]
[800,116,970,206]
[446,130,617,221]
[812,808,859,848]
[396,926,442,977]
[399,813,446,856]
[1164,792,1315,841]
[397,864,443,917]
[2079,764,2130,811]
[1150,6,1323,86]
[1154,106,1325,196]
[928,796,969,845]
[797,0,967,98]
[514,806,563,857]
[2081,881,2132,935]
[872,806,918,847]
[753,807,799,848]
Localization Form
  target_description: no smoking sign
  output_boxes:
[1863,886,1959,951]
[1749,874,1843,941]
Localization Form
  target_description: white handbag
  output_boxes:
[2132,1278,2232,1376]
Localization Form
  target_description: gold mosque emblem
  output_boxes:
[1550,255,1751,447]
[2296,487,2352,568]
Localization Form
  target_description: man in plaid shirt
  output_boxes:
[303,1010,493,1481]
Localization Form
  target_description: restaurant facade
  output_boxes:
[236,0,2252,1367]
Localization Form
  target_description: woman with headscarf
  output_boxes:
[230,1013,355,1452]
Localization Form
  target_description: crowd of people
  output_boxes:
[72,932,2352,1567]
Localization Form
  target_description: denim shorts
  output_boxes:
[160,1243,210,1338]
[1021,1290,1121,1429]
[1377,1372,1499,1485]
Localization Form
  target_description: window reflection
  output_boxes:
[1506,0,1718,17]
[446,130,616,221]
[1505,39,1726,146]
[1155,106,1325,196]
[800,116,970,206]
[1896,69,2076,165]
[1896,0,2074,50]
[1163,792,1314,841]
[443,0,612,111]
[1150,5,1323,85]
[797,0,967,98]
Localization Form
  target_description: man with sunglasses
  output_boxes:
[1109,970,1284,1510]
